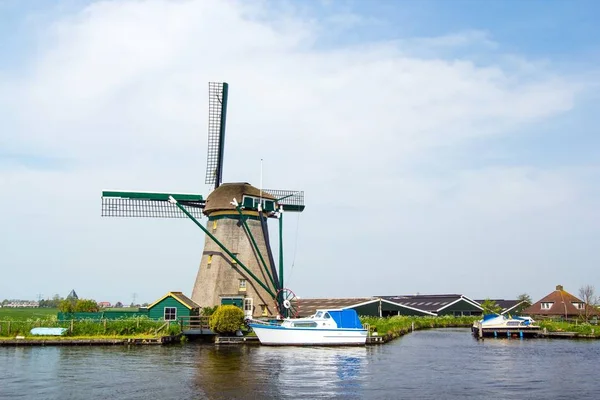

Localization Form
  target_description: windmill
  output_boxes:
[101,82,304,318]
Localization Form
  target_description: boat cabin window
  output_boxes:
[292,321,318,328]
[315,311,323,318]
[324,312,331,319]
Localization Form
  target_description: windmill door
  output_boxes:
[243,298,253,318]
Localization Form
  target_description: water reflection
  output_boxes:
[192,345,367,399]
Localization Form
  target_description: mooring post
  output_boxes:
[70,320,74,333]
[478,322,483,339]
[7,321,11,335]
[411,322,415,332]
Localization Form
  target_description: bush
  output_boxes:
[74,299,99,312]
[59,299,76,313]
[201,306,218,316]
[209,305,244,334]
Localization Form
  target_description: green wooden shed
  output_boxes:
[147,291,200,321]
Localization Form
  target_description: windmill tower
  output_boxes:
[101,82,304,318]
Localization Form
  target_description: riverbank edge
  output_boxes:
[0,334,182,346]
[361,316,600,343]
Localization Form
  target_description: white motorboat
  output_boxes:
[247,309,368,346]
[472,314,541,338]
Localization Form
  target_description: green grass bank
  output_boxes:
[361,316,479,341]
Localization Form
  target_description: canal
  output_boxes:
[1,328,599,399]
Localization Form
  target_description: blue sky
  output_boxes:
[1,0,599,304]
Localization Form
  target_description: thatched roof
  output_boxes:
[204,182,275,214]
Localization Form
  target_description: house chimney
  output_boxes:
[556,285,564,291]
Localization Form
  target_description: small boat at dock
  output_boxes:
[472,314,541,338]
[247,309,368,346]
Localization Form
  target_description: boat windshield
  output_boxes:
[315,311,323,318]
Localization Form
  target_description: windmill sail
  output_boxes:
[262,189,305,212]
[205,82,229,189]
[101,191,204,218]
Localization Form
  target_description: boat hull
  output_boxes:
[249,324,368,346]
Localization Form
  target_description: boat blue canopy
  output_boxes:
[328,309,363,329]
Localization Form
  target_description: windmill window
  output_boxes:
[243,197,254,209]
[164,307,177,321]
[573,302,585,310]
[264,200,275,212]
[541,302,553,310]
[239,279,247,292]
[261,304,268,317]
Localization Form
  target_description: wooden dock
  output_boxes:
[215,336,260,344]
[367,335,385,344]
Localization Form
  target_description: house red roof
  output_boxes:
[522,285,599,318]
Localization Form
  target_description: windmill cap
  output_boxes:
[204,182,275,214]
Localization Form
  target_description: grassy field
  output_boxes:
[0,308,58,321]
[538,319,600,337]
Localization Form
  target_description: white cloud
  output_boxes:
[1,0,598,302]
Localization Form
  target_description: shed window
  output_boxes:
[164,307,177,321]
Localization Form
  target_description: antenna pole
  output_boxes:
[279,206,284,289]
[259,158,263,205]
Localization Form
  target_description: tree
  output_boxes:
[115,301,123,308]
[515,293,532,313]
[74,299,99,312]
[59,299,75,313]
[578,285,597,322]
[209,305,244,334]
[481,299,502,315]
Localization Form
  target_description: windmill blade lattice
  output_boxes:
[101,191,204,218]
[205,82,229,189]
[262,189,305,212]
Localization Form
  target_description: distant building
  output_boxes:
[66,290,79,300]
[379,294,483,317]
[522,284,600,319]
[3,300,39,308]
[97,301,111,308]
[296,294,485,318]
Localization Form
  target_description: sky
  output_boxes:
[1,0,599,305]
